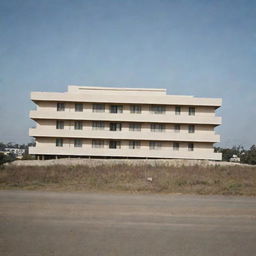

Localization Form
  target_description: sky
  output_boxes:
[0,0,255,148]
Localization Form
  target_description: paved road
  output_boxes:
[0,191,256,256]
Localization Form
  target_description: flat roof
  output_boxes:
[68,85,166,92]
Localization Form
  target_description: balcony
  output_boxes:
[29,146,222,160]
[31,91,222,107]
[30,110,221,125]
[29,128,220,143]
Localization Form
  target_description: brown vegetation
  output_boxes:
[0,164,256,195]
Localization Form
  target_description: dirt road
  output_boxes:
[1,190,256,256]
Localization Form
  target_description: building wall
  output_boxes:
[31,138,219,160]
[36,101,216,117]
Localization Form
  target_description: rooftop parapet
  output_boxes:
[68,85,167,96]
[31,92,222,107]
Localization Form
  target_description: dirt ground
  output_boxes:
[1,162,256,195]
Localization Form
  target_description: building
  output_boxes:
[230,154,241,162]
[29,85,222,160]
[4,148,26,159]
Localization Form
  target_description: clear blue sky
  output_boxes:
[0,0,255,148]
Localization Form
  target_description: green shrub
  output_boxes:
[0,153,16,165]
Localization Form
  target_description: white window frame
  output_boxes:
[74,139,82,147]
[57,102,65,111]
[174,124,180,133]
[175,106,181,115]
[188,143,194,151]
[150,105,166,114]
[56,138,63,147]
[189,107,195,116]
[109,140,121,149]
[151,123,165,132]
[130,105,141,114]
[92,140,104,148]
[173,142,179,151]
[75,103,83,112]
[149,141,162,150]
[110,105,123,113]
[129,123,141,131]
[74,121,83,130]
[92,103,105,112]
[110,123,122,131]
[129,141,141,149]
[92,121,105,130]
[188,125,195,133]
[56,120,64,129]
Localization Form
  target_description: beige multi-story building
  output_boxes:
[29,85,222,160]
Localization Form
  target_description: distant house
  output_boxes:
[230,154,241,162]
[4,148,25,158]
[0,151,9,156]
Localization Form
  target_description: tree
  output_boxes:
[215,146,243,162]
[0,152,16,165]
[241,145,256,165]
[0,143,5,151]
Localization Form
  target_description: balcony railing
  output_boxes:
[29,128,220,143]
[30,110,221,125]
[29,146,222,160]
[31,91,222,107]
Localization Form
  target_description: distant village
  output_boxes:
[0,142,34,159]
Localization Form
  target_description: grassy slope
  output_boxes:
[0,164,256,195]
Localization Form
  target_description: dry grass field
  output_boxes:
[1,163,256,195]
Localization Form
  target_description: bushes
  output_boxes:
[0,153,16,165]
[215,145,256,165]
[21,154,35,160]
[240,145,256,165]
[0,164,255,195]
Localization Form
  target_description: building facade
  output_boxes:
[29,85,222,160]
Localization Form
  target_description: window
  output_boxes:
[129,141,140,149]
[129,123,141,131]
[74,139,82,147]
[109,140,121,149]
[150,105,166,114]
[174,124,180,133]
[189,107,195,116]
[173,142,179,151]
[188,143,194,151]
[175,106,181,115]
[74,121,83,130]
[57,102,65,111]
[92,140,104,148]
[110,123,122,131]
[56,120,64,129]
[149,141,161,150]
[110,105,123,113]
[92,103,105,112]
[56,138,63,147]
[151,123,165,132]
[188,125,195,133]
[92,121,105,130]
[75,103,83,112]
[130,105,141,114]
